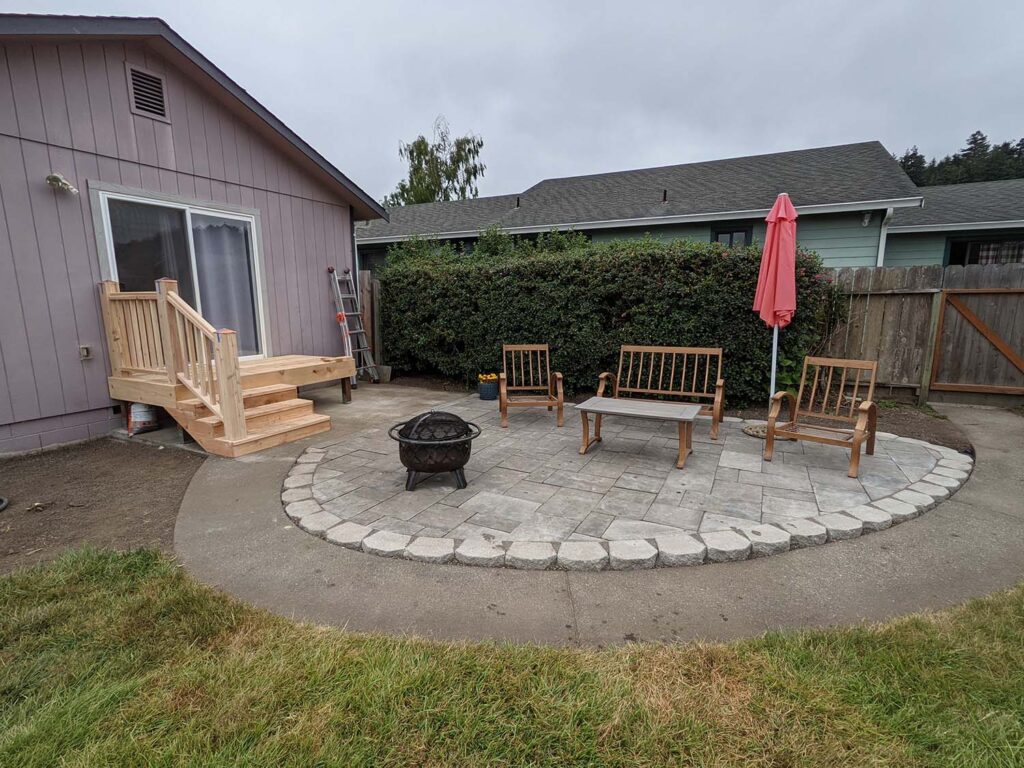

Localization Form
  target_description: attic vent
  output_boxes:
[127,65,168,121]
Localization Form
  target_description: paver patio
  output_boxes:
[282,394,972,570]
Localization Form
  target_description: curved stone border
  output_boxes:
[280,428,973,571]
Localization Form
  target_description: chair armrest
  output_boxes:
[854,400,876,433]
[552,372,564,399]
[597,372,616,398]
[498,372,508,396]
[767,391,796,426]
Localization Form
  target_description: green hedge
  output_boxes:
[379,238,840,405]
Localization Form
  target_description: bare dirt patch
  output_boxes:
[0,438,204,574]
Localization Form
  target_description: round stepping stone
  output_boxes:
[608,540,658,570]
[814,513,863,541]
[894,489,937,511]
[285,499,321,520]
[557,541,608,571]
[700,530,752,562]
[506,541,556,570]
[325,521,372,549]
[909,481,950,500]
[405,537,455,564]
[777,518,828,548]
[742,524,791,557]
[844,504,892,531]
[930,465,968,481]
[455,539,506,567]
[655,534,706,566]
[921,473,960,489]
[871,496,918,523]
[281,487,313,503]
[299,510,342,535]
[362,530,412,558]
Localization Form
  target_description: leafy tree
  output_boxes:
[895,131,1024,186]
[383,117,485,206]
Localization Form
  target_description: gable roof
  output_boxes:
[358,141,921,243]
[889,179,1024,232]
[0,14,386,221]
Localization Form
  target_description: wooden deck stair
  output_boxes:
[99,279,354,458]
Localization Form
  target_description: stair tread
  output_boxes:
[179,383,295,409]
[226,412,330,446]
[194,398,311,426]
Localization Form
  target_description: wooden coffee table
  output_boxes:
[575,397,702,468]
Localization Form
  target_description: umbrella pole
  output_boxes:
[769,325,779,400]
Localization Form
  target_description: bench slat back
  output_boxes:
[503,344,552,390]
[793,356,877,425]
[615,345,722,400]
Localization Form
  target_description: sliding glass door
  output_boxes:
[102,195,265,357]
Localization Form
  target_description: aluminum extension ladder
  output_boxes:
[328,266,379,383]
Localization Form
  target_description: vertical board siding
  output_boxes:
[0,39,356,428]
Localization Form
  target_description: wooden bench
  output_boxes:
[764,356,878,478]
[596,345,726,439]
[499,344,564,427]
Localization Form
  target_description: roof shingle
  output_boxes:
[890,179,1024,229]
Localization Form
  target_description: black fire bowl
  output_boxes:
[388,412,482,491]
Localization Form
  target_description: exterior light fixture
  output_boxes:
[45,172,78,194]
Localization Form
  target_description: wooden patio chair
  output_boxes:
[499,344,564,428]
[764,356,878,478]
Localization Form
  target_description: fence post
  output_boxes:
[215,329,247,442]
[917,291,944,405]
[371,277,383,365]
[98,281,125,376]
[155,278,182,385]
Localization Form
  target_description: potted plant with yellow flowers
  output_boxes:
[477,372,499,400]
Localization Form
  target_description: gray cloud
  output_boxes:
[9,0,1023,202]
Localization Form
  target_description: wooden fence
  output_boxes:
[825,264,1024,402]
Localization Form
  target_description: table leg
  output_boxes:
[676,421,693,469]
[579,411,602,455]
[594,413,603,441]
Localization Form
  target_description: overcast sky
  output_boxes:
[5,0,1023,202]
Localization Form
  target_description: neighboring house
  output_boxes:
[357,141,925,270]
[0,15,385,454]
[885,179,1024,266]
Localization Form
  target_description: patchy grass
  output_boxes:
[877,399,947,420]
[2,550,1022,767]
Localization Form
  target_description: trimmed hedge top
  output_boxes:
[379,237,839,405]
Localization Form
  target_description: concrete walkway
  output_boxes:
[174,385,1024,646]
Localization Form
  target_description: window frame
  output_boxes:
[710,223,754,247]
[96,188,269,360]
[945,232,1024,266]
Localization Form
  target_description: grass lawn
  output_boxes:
[2,551,1022,767]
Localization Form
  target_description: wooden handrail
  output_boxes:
[98,281,164,374]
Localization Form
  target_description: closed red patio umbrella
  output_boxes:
[753,192,798,398]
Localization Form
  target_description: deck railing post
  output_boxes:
[98,281,126,376]
[215,329,246,442]
[155,278,183,385]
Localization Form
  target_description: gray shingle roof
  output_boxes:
[358,141,920,242]
[889,179,1024,229]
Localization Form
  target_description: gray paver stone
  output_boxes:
[362,530,412,558]
[921,472,960,489]
[909,481,950,500]
[283,475,312,489]
[404,537,456,564]
[506,541,557,569]
[295,452,322,464]
[700,530,752,562]
[455,539,506,567]
[325,522,372,549]
[871,496,919,523]
[930,465,968,480]
[557,541,609,571]
[893,489,937,511]
[299,510,342,535]
[814,513,863,540]
[938,458,972,470]
[608,539,658,570]
[281,487,313,503]
[777,518,828,548]
[742,524,791,557]
[655,534,706,566]
[284,499,321,520]
[844,504,892,531]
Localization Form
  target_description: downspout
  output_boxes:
[876,207,894,267]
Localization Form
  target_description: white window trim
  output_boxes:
[96,189,270,361]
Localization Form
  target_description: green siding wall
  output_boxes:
[884,233,948,266]
[588,212,882,267]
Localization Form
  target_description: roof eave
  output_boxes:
[0,14,387,221]
[889,220,1024,234]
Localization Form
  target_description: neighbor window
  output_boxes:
[711,224,753,247]
[948,236,1024,265]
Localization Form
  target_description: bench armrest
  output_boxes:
[597,372,616,398]
[854,399,877,434]
[550,372,564,400]
[498,371,508,397]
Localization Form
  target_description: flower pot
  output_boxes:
[478,381,499,400]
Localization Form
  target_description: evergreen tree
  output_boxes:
[898,131,1024,186]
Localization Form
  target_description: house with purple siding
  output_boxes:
[0,15,385,454]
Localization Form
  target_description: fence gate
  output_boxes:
[929,287,1024,395]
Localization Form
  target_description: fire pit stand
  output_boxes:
[388,411,482,491]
